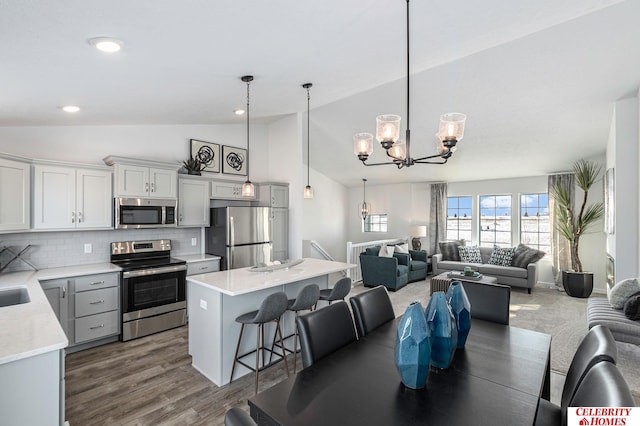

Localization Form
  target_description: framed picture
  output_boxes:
[190,139,220,173]
[604,168,615,234]
[222,145,247,176]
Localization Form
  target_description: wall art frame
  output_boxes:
[190,139,220,173]
[222,145,247,176]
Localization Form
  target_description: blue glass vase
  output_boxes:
[446,280,472,349]
[394,301,431,389]
[425,291,457,369]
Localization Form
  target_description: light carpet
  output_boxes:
[349,278,640,398]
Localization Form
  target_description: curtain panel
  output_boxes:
[429,183,447,255]
[548,173,574,287]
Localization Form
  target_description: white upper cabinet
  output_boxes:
[258,183,289,207]
[33,163,112,230]
[104,156,178,199]
[178,176,210,227]
[210,179,256,200]
[0,155,31,232]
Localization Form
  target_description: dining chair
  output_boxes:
[349,285,396,338]
[224,407,257,426]
[317,277,352,307]
[569,361,636,408]
[534,325,619,425]
[295,301,357,368]
[460,280,510,325]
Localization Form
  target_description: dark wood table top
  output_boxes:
[248,318,551,426]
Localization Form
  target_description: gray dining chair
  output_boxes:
[461,280,510,325]
[569,361,635,408]
[295,301,357,368]
[349,285,396,338]
[534,325,619,425]
[224,407,256,426]
[317,277,352,307]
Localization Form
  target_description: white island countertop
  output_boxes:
[187,258,356,296]
[0,263,120,365]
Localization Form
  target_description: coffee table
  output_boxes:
[430,271,498,294]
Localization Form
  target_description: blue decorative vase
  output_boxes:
[425,291,458,369]
[394,301,431,389]
[446,281,472,349]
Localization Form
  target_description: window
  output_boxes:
[520,193,550,254]
[363,214,388,233]
[480,195,512,247]
[447,196,472,241]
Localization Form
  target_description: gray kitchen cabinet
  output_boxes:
[210,178,256,200]
[40,272,120,350]
[32,163,113,230]
[104,155,179,198]
[258,183,289,208]
[271,208,289,262]
[0,154,30,232]
[186,258,220,276]
[178,176,210,227]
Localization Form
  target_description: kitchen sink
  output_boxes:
[0,287,30,307]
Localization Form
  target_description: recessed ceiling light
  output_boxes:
[234,109,245,115]
[61,105,80,113]
[89,37,123,53]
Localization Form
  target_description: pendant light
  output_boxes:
[303,83,314,199]
[360,178,369,220]
[241,75,255,197]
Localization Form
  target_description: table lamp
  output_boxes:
[409,225,427,251]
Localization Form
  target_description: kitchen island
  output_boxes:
[187,258,355,386]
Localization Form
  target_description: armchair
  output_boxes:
[359,247,409,291]
[407,250,428,282]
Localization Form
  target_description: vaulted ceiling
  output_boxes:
[2,0,638,186]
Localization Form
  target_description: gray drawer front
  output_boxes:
[75,273,119,292]
[75,287,118,317]
[187,260,220,276]
[75,311,119,343]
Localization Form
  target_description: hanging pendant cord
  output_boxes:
[246,80,250,180]
[405,0,411,164]
[307,86,310,186]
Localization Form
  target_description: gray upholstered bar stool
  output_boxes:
[230,291,289,394]
[281,284,320,373]
[317,277,352,307]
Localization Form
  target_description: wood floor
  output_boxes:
[65,324,293,426]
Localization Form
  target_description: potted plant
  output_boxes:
[549,159,604,298]
[182,156,204,175]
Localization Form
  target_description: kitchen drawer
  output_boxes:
[74,272,119,292]
[74,310,119,344]
[187,259,220,276]
[75,287,119,317]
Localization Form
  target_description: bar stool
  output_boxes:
[278,284,320,373]
[230,291,289,393]
[317,277,352,307]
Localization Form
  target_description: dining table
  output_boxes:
[248,317,551,425]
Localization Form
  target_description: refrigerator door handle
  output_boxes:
[229,216,235,269]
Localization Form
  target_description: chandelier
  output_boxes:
[303,83,314,199]
[353,0,467,169]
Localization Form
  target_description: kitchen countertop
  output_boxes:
[176,253,221,263]
[187,258,355,296]
[0,263,120,365]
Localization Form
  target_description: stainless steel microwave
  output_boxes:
[115,197,177,229]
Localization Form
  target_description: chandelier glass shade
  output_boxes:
[353,0,466,169]
[241,75,255,197]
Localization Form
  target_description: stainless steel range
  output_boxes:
[111,239,187,341]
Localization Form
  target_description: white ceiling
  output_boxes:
[1,0,639,187]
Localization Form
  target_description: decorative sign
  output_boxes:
[190,139,220,173]
[222,145,247,176]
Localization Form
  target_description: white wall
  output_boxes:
[267,114,304,259]
[302,167,349,261]
[606,95,640,285]
[0,124,269,182]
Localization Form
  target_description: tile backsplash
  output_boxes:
[0,228,202,272]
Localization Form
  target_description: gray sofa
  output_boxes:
[587,298,640,345]
[432,246,539,294]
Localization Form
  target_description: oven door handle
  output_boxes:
[122,264,187,278]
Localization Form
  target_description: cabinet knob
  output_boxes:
[151,182,155,192]
[77,211,83,223]
[71,212,75,223]
[145,182,149,192]
[89,300,105,305]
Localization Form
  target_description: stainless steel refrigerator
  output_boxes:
[205,206,272,270]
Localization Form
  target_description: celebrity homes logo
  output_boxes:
[567,407,639,426]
